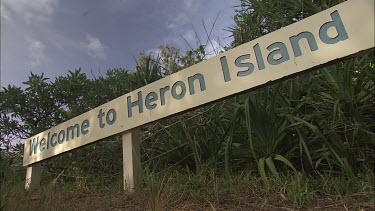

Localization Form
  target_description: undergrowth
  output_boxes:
[1,167,374,210]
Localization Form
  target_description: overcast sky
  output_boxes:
[0,0,237,88]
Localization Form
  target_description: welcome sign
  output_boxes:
[23,0,374,166]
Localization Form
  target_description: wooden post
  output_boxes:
[122,128,141,192]
[25,163,41,191]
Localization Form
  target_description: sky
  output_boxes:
[0,0,237,88]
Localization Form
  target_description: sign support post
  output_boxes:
[25,163,41,191]
[122,128,141,192]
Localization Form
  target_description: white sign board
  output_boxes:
[23,0,375,166]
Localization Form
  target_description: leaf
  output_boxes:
[296,130,314,170]
[265,157,279,177]
[274,154,297,173]
[258,157,269,184]
[245,97,257,161]
[291,116,318,133]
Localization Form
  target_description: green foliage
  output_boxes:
[131,53,163,88]
[229,0,345,47]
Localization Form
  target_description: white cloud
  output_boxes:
[204,40,224,59]
[1,4,11,20]
[28,40,50,67]
[183,0,201,11]
[80,34,108,60]
[1,0,58,23]
[184,0,193,9]
[146,48,162,57]
[184,0,199,10]
[181,30,197,46]
[166,13,190,30]
[176,13,190,25]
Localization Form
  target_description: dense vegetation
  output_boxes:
[1,0,374,209]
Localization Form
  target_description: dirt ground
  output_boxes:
[17,186,374,211]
